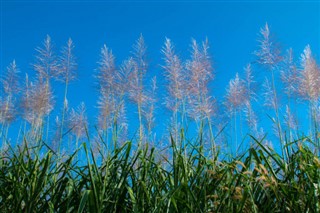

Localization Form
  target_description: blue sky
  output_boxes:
[1,1,320,151]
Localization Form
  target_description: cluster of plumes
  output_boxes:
[96,35,158,145]
[1,24,320,156]
[280,45,320,103]
[224,64,261,137]
[255,23,320,143]
[96,45,130,144]
[128,35,158,135]
[24,35,78,131]
[255,23,320,106]
[0,35,83,141]
[162,38,216,122]
[161,37,217,148]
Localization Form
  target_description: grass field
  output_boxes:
[0,134,319,212]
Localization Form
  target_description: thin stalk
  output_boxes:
[174,108,178,147]
[181,98,187,150]
[234,109,238,156]
[311,101,319,155]
[59,78,69,154]
[207,116,216,157]
[44,79,51,147]
[271,69,286,159]
[112,116,118,150]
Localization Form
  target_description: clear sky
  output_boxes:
[1,1,320,152]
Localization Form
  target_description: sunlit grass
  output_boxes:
[0,134,319,212]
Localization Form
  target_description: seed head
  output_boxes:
[162,38,186,111]
[298,45,320,101]
[58,38,77,83]
[68,102,88,139]
[225,73,246,113]
[21,77,54,126]
[1,60,20,95]
[0,96,16,124]
[33,35,59,82]
[254,23,282,70]
[280,48,298,97]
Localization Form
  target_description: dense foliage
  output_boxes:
[0,136,319,212]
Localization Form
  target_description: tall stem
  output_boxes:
[271,69,286,159]
[234,110,237,156]
[138,101,143,147]
[59,78,69,154]
[207,116,216,158]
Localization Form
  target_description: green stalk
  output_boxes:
[138,101,143,146]
[271,69,286,159]
[44,79,50,148]
[234,109,238,156]
[59,78,69,155]
[310,101,319,155]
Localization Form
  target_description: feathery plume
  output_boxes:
[59,38,77,83]
[128,35,148,106]
[0,96,16,124]
[142,76,157,137]
[97,88,115,131]
[284,105,297,130]
[96,45,128,133]
[262,77,277,109]
[128,35,148,143]
[21,78,54,127]
[225,73,246,114]
[33,35,59,82]
[0,61,20,124]
[68,102,88,139]
[280,48,298,97]
[243,64,259,136]
[298,45,320,101]
[254,23,282,70]
[186,38,213,97]
[244,63,257,101]
[243,101,258,134]
[162,38,186,111]
[96,45,117,131]
[132,34,147,74]
[97,45,117,91]
[1,60,20,95]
